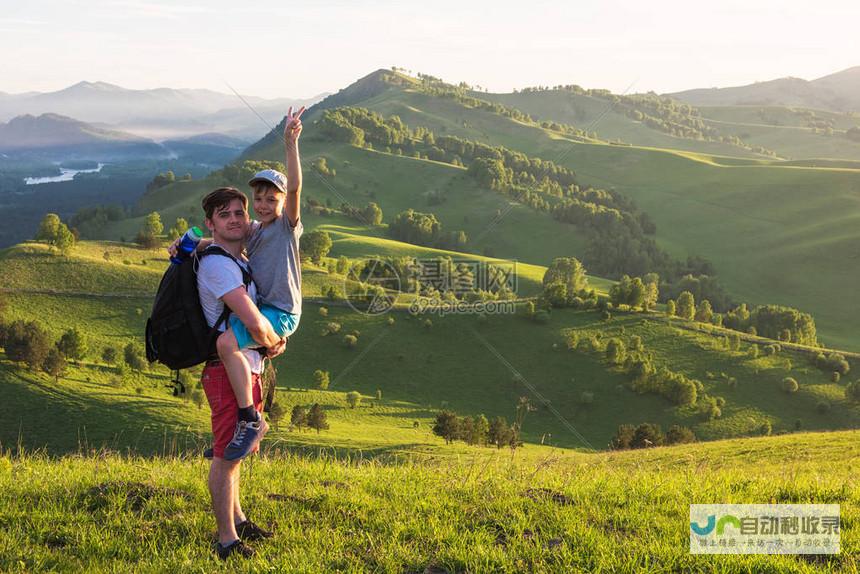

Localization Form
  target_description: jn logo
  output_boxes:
[690,515,741,536]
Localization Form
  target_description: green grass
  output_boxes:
[477,89,772,159]
[1,430,859,572]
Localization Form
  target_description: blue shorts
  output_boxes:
[228,304,300,349]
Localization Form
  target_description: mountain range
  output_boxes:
[669,66,860,111]
[0,81,328,140]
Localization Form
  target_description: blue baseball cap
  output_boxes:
[248,169,288,193]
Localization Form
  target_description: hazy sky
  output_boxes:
[1,0,858,99]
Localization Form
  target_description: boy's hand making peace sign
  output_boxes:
[284,106,305,147]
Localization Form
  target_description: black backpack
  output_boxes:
[145,245,252,370]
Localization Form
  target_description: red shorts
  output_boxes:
[201,362,263,459]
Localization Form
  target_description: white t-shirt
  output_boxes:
[196,247,263,374]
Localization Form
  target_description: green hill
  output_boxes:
[2,240,859,457]
[234,72,860,350]
[95,69,860,350]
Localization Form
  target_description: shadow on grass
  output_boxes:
[260,440,445,465]
[0,364,206,457]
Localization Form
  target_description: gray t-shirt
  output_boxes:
[246,215,303,315]
[197,248,263,374]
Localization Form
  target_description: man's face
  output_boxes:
[205,198,248,242]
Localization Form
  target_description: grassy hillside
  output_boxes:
[477,88,768,158]
[484,89,860,161]
[105,75,860,350]
[3,240,859,457]
[237,77,860,350]
[2,430,859,572]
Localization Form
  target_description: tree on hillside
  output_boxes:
[167,218,189,241]
[542,257,588,296]
[42,348,67,382]
[363,202,384,225]
[4,320,52,371]
[488,415,513,449]
[695,300,714,323]
[35,214,61,243]
[433,410,461,445]
[35,213,75,254]
[268,401,286,431]
[302,230,332,264]
[124,342,146,372]
[57,328,87,363]
[782,377,799,394]
[605,338,627,365]
[676,291,695,321]
[845,380,860,402]
[291,405,308,429]
[346,391,362,409]
[307,403,329,434]
[471,414,490,446]
[313,369,330,390]
[136,212,164,248]
[643,273,659,310]
[101,346,118,365]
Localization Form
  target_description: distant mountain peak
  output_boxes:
[65,80,125,92]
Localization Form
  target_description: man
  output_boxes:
[197,186,287,559]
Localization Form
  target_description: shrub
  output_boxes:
[346,391,362,408]
[313,370,330,390]
[845,380,860,402]
[816,400,831,414]
[533,310,551,324]
[665,425,696,445]
[343,334,358,349]
[781,377,799,394]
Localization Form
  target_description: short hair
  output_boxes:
[202,187,248,220]
[251,181,283,196]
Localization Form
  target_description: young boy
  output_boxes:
[175,107,306,460]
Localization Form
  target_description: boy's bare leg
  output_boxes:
[217,327,254,411]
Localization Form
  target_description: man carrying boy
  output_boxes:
[174,108,305,462]
[196,186,287,559]
[213,106,305,461]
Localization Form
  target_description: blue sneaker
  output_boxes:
[203,447,213,460]
[223,415,269,461]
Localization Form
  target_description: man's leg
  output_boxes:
[209,457,241,545]
[232,462,246,527]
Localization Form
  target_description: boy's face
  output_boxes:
[253,185,286,225]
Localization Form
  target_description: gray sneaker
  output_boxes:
[223,415,269,461]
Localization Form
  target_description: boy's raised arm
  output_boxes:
[283,106,304,228]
